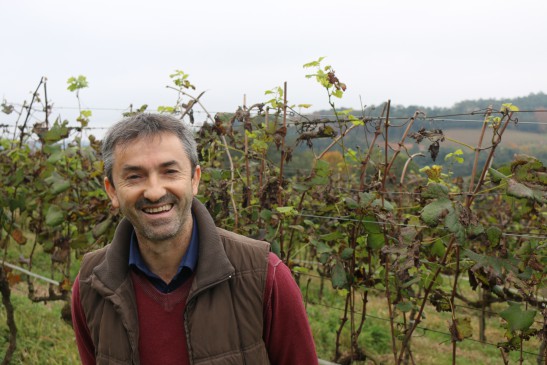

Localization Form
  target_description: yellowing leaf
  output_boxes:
[501,103,520,113]
[449,317,473,342]
[7,272,21,287]
[10,229,27,245]
[275,206,298,216]
[60,278,72,292]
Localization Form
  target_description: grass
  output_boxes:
[0,285,79,364]
[0,239,81,364]
[302,273,543,365]
[0,252,543,364]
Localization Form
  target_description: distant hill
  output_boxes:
[290,92,547,168]
[310,92,547,133]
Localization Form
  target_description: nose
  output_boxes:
[143,174,166,202]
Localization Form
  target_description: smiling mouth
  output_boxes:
[143,204,173,214]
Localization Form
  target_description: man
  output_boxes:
[71,113,317,364]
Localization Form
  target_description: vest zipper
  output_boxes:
[186,272,233,303]
[184,273,233,365]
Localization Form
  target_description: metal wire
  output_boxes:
[297,212,547,239]
[296,270,545,324]
[3,102,547,123]
[305,300,543,359]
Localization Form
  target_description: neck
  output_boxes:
[136,219,193,284]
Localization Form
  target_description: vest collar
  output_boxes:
[91,198,235,297]
[188,198,235,299]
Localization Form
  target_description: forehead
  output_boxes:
[113,133,189,166]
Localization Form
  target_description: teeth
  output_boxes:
[143,205,172,214]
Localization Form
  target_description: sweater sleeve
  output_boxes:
[263,252,318,364]
[71,275,97,365]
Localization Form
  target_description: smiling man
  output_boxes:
[71,113,317,364]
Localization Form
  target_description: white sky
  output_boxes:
[1,0,546,128]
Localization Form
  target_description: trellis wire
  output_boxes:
[297,213,547,240]
[295,270,546,324]
[1,261,60,286]
[3,105,547,125]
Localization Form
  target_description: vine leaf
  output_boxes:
[444,205,460,232]
[45,205,64,227]
[71,233,92,249]
[345,197,358,209]
[422,183,449,199]
[8,195,26,212]
[486,227,502,247]
[396,302,414,313]
[358,192,376,207]
[464,249,518,276]
[492,156,547,203]
[45,172,71,195]
[500,303,537,332]
[341,248,354,260]
[60,278,72,292]
[320,231,345,242]
[7,272,21,287]
[506,179,534,200]
[449,317,473,342]
[43,121,69,143]
[363,218,384,250]
[401,276,421,289]
[488,167,508,183]
[92,217,113,239]
[501,103,520,113]
[367,233,384,250]
[420,198,453,227]
[45,144,64,163]
[275,206,298,217]
[445,206,466,243]
[371,198,394,211]
[66,75,89,91]
[315,159,331,177]
[430,290,451,312]
[331,260,348,289]
[1,101,14,114]
[10,229,27,245]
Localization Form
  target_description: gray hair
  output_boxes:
[102,113,198,186]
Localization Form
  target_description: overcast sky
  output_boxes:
[2,0,546,128]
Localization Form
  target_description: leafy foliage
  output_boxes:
[1,63,545,364]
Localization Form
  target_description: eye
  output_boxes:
[126,174,141,180]
[165,169,179,174]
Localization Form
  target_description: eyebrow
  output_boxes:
[120,160,182,173]
[159,160,181,169]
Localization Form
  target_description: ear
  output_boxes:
[192,165,201,196]
[104,177,120,209]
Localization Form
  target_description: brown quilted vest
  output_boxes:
[77,199,271,364]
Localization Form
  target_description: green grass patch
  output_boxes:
[0,263,542,364]
[0,287,79,364]
[302,274,542,364]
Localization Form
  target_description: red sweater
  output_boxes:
[131,270,192,365]
[72,253,318,364]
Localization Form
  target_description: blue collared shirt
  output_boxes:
[129,217,199,293]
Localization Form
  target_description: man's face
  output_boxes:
[104,132,200,244]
